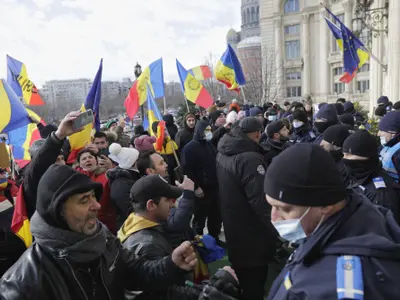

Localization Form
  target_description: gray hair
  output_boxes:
[29,139,46,159]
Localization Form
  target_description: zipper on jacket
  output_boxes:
[100,267,112,300]
[62,258,89,300]
[108,249,119,272]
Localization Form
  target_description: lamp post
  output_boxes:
[134,62,145,124]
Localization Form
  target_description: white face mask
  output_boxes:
[223,108,229,114]
[380,136,387,147]
[272,207,311,243]
[293,121,304,129]
[268,115,277,121]
[205,132,213,141]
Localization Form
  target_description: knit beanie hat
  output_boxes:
[393,101,400,111]
[334,103,344,116]
[249,107,263,117]
[209,111,224,125]
[342,129,379,159]
[264,144,345,207]
[237,110,246,120]
[315,104,339,123]
[322,125,351,147]
[37,165,103,229]
[339,113,355,128]
[377,96,389,107]
[266,120,286,138]
[106,120,118,130]
[109,143,139,169]
[226,111,238,125]
[343,101,355,113]
[292,110,308,123]
[378,111,400,133]
[239,117,263,133]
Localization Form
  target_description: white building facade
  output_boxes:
[42,79,91,109]
[260,0,397,113]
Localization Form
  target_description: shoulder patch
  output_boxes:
[373,177,386,189]
[257,165,265,175]
[336,256,364,300]
[309,131,316,138]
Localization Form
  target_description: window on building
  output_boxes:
[256,6,259,20]
[359,28,372,48]
[251,7,255,22]
[284,0,299,14]
[285,40,300,59]
[286,72,301,80]
[333,67,344,76]
[357,80,370,93]
[284,24,300,36]
[247,8,250,23]
[334,82,345,94]
[287,86,302,97]
[359,63,370,73]
[332,14,344,52]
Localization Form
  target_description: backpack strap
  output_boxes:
[336,255,364,300]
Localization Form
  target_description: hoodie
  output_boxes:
[268,193,400,299]
[175,112,196,152]
[163,114,178,141]
[118,214,158,243]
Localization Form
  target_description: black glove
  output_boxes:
[199,269,241,300]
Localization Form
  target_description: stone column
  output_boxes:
[387,0,400,105]
[301,13,311,97]
[343,0,354,95]
[274,17,283,100]
[319,8,330,100]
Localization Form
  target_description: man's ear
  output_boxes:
[146,199,157,211]
[146,168,154,175]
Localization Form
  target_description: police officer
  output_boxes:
[265,143,400,300]
[342,129,400,222]
[290,110,316,144]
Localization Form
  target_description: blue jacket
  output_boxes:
[268,193,400,300]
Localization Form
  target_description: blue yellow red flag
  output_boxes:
[176,59,213,109]
[85,59,103,131]
[0,79,31,134]
[215,44,246,92]
[125,58,165,119]
[7,55,44,106]
[146,84,163,136]
[189,65,213,81]
[11,186,32,248]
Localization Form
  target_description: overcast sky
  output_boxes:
[0,0,241,87]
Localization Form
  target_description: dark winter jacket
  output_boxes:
[181,121,218,190]
[175,113,196,152]
[261,139,289,166]
[217,128,279,267]
[0,226,186,300]
[107,168,142,230]
[290,125,316,144]
[112,125,131,147]
[163,114,178,141]
[267,193,400,300]
[211,126,229,148]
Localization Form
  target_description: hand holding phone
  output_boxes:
[72,109,94,131]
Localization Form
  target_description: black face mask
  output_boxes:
[314,122,330,134]
[342,158,378,180]
[280,135,289,143]
[330,150,343,162]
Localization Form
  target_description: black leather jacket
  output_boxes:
[0,230,185,300]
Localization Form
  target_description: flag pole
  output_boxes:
[184,98,190,112]
[240,86,247,104]
[320,2,387,70]
[163,96,167,114]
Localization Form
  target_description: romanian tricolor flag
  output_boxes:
[124,58,165,119]
[145,84,163,136]
[325,8,369,83]
[155,121,166,153]
[11,186,32,248]
[6,55,44,106]
[176,59,213,109]
[215,44,246,92]
[189,65,213,81]
[8,109,46,169]
[67,59,103,164]
[0,79,31,134]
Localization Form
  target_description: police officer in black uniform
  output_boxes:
[264,144,400,300]
[342,129,400,223]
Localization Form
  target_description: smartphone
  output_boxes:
[99,147,109,157]
[72,109,94,130]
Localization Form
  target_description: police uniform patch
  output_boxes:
[373,177,386,189]
[257,165,265,175]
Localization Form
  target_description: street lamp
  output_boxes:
[352,0,388,38]
[134,62,145,124]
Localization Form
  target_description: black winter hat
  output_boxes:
[39,124,58,139]
[292,110,308,123]
[322,125,351,147]
[377,96,389,106]
[315,104,339,123]
[266,120,286,138]
[374,106,387,117]
[339,113,355,128]
[334,103,344,116]
[209,110,224,124]
[264,144,345,207]
[343,101,355,113]
[342,130,379,159]
[37,165,103,229]
[239,117,263,133]
[378,111,400,133]
[318,102,328,109]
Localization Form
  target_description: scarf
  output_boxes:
[30,212,107,263]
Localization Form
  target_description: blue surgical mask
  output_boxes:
[268,115,277,121]
[205,132,213,141]
[272,207,311,243]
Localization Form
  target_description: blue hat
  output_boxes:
[249,107,263,117]
[378,111,400,133]
[315,104,339,123]
[343,101,354,113]
[377,96,389,106]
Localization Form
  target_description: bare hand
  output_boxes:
[175,175,195,191]
[195,187,204,198]
[98,155,113,170]
[222,266,238,282]
[119,118,126,129]
[172,241,197,271]
[85,143,99,154]
[55,111,84,140]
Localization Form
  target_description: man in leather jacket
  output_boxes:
[119,174,240,300]
[0,165,199,300]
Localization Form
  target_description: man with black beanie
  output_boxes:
[0,165,204,300]
[313,103,339,145]
[262,120,291,165]
[290,109,316,144]
[217,117,279,300]
[265,144,400,300]
[339,113,356,131]
[342,130,400,222]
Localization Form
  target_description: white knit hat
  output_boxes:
[226,111,238,124]
[109,143,139,169]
